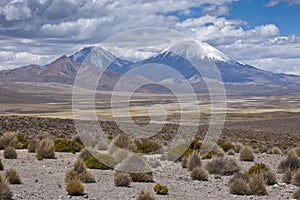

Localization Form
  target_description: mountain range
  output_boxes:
[0,41,299,95]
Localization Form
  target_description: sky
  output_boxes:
[0,0,300,75]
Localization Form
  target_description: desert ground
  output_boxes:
[0,82,300,200]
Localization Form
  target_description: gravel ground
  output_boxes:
[0,150,298,200]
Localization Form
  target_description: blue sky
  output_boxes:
[0,0,299,75]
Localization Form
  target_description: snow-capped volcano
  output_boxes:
[162,40,230,62]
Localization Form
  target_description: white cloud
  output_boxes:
[266,0,300,6]
[0,0,31,21]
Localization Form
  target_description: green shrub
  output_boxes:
[0,175,12,200]
[278,155,300,173]
[36,138,55,160]
[191,167,209,181]
[227,149,235,155]
[135,138,162,153]
[136,190,156,200]
[54,139,83,153]
[4,146,17,159]
[65,178,85,196]
[206,157,241,176]
[293,188,300,200]
[154,184,168,195]
[5,169,21,184]
[247,163,277,185]
[239,146,254,161]
[219,142,235,152]
[0,159,3,170]
[114,171,131,187]
[0,132,17,150]
[187,151,201,171]
[13,134,29,149]
[189,139,202,150]
[85,154,118,170]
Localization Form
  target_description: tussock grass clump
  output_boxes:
[282,169,293,184]
[219,141,235,152]
[187,151,201,171]
[27,138,39,153]
[0,159,3,170]
[267,147,283,155]
[206,157,241,176]
[65,178,85,196]
[293,188,300,200]
[115,154,153,182]
[154,184,168,195]
[181,156,188,168]
[54,139,83,153]
[292,169,300,186]
[249,174,268,196]
[13,134,29,149]
[229,173,250,195]
[136,190,156,200]
[135,137,162,153]
[239,146,254,161]
[0,175,12,200]
[36,138,55,160]
[0,132,17,150]
[278,155,300,173]
[229,172,268,196]
[202,145,225,159]
[191,167,209,181]
[288,147,300,157]
[5,169,21,184]
[109,133,136,152]
[247,163,277,185]
[114,171,131,187]
[65,158,95,184]
[78,148,93,161]
[4,146,17,159]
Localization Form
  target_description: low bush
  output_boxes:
[154,184,168,195]
[278,155,300,173]
[206,157,241,176]
[115,154,153,182]
[202,145,225,159]
[36,138,55,160]
[4,146,17,159]
[267,147,283,155]
[239,146,254,162]
[247,163,277,185]
[13,134,29,149]
[85,154,118,170]
[248,174,268,196]
[0,175,12,200]
[54,139,83,153]
[191,167,209,181]
[227,149,235,155]
[27,138,39,153]
[65,178,85,196]
[0,132,17,150]
[282,169,293,184]
[5,169,21,184]
[0,159,3,170]
[219,142,235,152]
[187,151,201,171]
[136,190,156,200]
[292,169,300,186]
[229,173,250,195]
[135,138,162,153]
[293,188,300,200]
[114,171,131,187]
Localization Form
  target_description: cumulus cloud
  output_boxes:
[266,0,300,6]
[0,0,299,75]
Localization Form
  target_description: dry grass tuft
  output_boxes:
[191,167,209,181]
[65,178,85,196]
[4,146,17,159]
[136,190,156,200]
[293,188,300,200]
[0,175,12,200]
[5,169,21,184]
[187,151,201,171]
[239,146,254,161]
[114,171,131,187]
[206,157,241,176]
[248,174,268,196]
[0,132,17,150]
[36,138,55,160]
[292,169,300,186]
[278,155,300,173]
